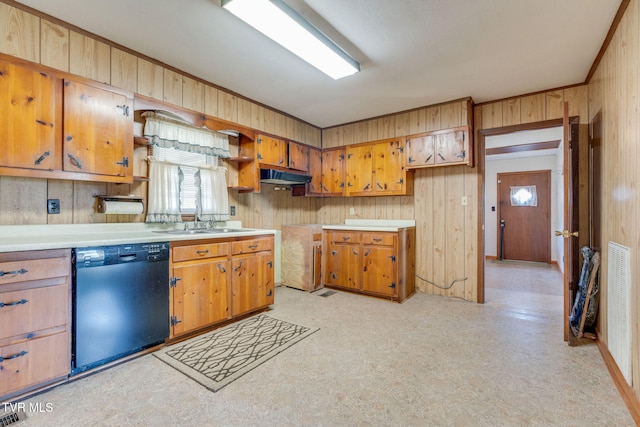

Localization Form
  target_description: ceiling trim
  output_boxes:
[486,140,560,156]
[585,0,631,83]
[0,0,322,130]
[473,82,585,108]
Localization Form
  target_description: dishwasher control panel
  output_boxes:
[74,242,169,268]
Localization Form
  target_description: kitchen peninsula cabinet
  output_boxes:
[169,234,274,339]
[323,226,415,302]
[63,79,134,180]
[0,249,71,400]
[0,59,60,172]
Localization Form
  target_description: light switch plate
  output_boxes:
[230,205,236,216]
[349,207,355,215]
[461,196,468,206]
[47,199,60,214]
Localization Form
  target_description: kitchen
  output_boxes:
[0,0,639,425]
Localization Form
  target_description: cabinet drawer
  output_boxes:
[0,257,70,286]
[362,233,396,246]
[173,242,229,262]
[0,284,69,341]
[232,238,273,255]
[327,232,361,244]
[0,332,70,398]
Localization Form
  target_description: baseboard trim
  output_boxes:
[484,256,558,265]
[595,331,640,424]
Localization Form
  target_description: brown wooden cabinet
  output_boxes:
[257,134,287,167]
[323,228,415,302]
[346,138,411,196]
[0,249,71,400]
[282,224,323,292]
[307,147,323,196]
[288,141,309,172]
[0,59,61,172]
[406,126,472,169]
[321,147,346,196]
[169,234,274,339]
[63,79,134,180]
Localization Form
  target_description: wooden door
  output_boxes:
[406,133,435,167]
[63,79,133,177]
[289,141,309,172]
[372,139,405,194]
[435,127,468,164]
[257,134,286,167]
[307,147,323,196]
[497,170,551,263]
[346,145,373,195]
[0,61,59,171]
[324,242,361,289]
[362,246,397,296]
[171,261,231,336]
[321,147,345,196]
[231,253,273,316]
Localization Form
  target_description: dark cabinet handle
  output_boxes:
[331,272,338,280]
[216,263,226,273]
[438,153,446,161]
[267,261,273,268]
[363,183,371,191]
[116,157,129,167]
[351,248,358,255]
[342,236,350,241]
[0,350,28,363]
[397,178,404,184]
[373,238,382,242]
[248,244,258,249]
[408,156,415,163]
[68,153,82,169]
[34,151,50,165]
[234,261,243,272]
[425,154,433,162]
[376,182,383,189]
[196,249,209,255]
[267,289,273,297]
[457,150,466,159]
[331,250,337,256]
[0,298,28,308]
[0,268,28,277]
[364,249,371,256]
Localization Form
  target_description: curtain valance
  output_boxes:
[142,110,231,158]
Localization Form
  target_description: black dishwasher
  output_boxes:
[72,242,170,375]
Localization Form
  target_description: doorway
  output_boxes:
[497,170,551,263]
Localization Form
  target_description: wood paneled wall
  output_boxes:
[588,0,640,398]
[319,99,479,301]
[0,1,321,226]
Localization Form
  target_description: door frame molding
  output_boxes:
[476,118,569,304]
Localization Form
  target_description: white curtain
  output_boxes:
[197,167,230,222]
[146,159,183,223]
[142,110,231,158]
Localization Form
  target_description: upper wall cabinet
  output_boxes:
[346,138,411,197]
[321,146,346,197]
[406,125,472,169]
[257,134,286,167]
[63,79,133,180]
[307,146,322,196]
[0,60,61,171]
[288,141,309,172]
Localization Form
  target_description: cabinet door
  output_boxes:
[307,147,323,196]
[321,147,345,196]
[406,134,435,168]
[231,252,274,317]
[289,141,309,172]
[257,134,286,167]
[0,61,59,171]
[346,145,373,195]
[372,139,405,194]
[324,242,361,290]
[435,128,469,165]
[362,246,397,296]
[171,260,231,336]
[63,79,133,178]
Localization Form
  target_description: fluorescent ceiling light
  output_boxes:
[222,0,360,80]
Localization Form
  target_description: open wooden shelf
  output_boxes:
[225,156,254,163]
[134,136,150,146]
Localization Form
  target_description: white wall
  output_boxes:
[485,154,561,262]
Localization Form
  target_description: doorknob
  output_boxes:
[555,230,579,238]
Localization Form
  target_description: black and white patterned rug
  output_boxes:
[154,314,318,392]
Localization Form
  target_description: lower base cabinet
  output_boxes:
[323,228,415,302]
[169,234,274,339]
[0,249,71,401]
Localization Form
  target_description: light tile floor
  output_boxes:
[12,262,634,426]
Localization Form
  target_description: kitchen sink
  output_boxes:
[153,228,256,235]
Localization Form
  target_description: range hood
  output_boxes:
[259,168,312,185]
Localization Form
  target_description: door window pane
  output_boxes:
[510,185,537,206]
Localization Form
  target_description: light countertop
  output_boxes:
[322,219,416,232]
[0,222,276,253]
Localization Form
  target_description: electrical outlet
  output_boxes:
[461,196,468,206]
[47,199,60,214]
[349,207,355,215]
[230,206,236,216]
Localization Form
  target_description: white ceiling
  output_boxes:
[15,0,621,128]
